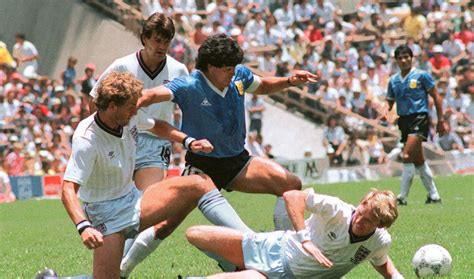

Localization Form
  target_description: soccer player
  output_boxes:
[62,71,247,278]
[186,188,404,278]
[138,33,319,232]
[88,13,197,276]
[385,45,446,206]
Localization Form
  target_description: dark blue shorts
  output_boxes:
[398,113,429,143]
[182,150,252,190]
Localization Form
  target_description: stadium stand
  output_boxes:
[0,0,473,200]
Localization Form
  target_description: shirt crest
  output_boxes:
[235,80,244,96]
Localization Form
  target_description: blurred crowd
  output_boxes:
[126,0,474,165]
[0,0,473,184]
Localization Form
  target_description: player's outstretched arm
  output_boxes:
[137,86,172,108]
[149,120,213,153]
[61,180,103,250]
[284,189,333,268]
[252,70,318,95]
[372,256,404,279]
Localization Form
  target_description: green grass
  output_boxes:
[1,175,473,278]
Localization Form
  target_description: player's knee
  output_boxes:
[191,174,216,195]
[285,174,302,191]
[402,152,412,162]
[185,226,205,245]
[154,221,176,239]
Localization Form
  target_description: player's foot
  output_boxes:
[396,197,407,206]
[425,196,442,204]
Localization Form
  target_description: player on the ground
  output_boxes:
[384,45,446,205]
[88,13,197,276]
[62,71,248,278]
[186,188,404,278]
[138,33,319,233]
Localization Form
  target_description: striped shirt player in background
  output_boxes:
[62,71,241,278]
[138,33,318,239]
[384,45,446,206]
[87,13,200,277]
[186,189,404,279]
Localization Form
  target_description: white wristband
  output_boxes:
[183,136,197,150]
[391,272,404,279]
[76,220,92,235]
[295,229,311,243]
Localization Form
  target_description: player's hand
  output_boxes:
[190,139,214,153]
[302,240,333,268]
[289,71,319,85]
[137,92,154,109]
[437,120,447,136]
[81,227,104,250]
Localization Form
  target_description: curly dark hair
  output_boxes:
[394,45,413,59]
[140,13,175,46]
[195,33,244,71]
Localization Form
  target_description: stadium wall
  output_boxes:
[0,0,141,80]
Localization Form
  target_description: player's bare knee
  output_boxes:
[192,174,216,196]
[402,152,412,162]
[186,226,205,245]
[154,221,174,240]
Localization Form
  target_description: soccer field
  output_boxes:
[0,175,473,278]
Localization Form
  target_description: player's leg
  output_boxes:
[413,145,441,203]
[398,134,420,205]
[121,174,213,277]
[207,270,267,279]
[186,225,246,269]
[121,140,170,277]
[183,165,253,233]
[93,232,126,279]
[123,167,166,259]
[229,156,302,230]
[134,167,167,190]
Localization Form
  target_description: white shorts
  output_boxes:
[83,187,142,237]
[135,133,171,170]
[242,231,295,279]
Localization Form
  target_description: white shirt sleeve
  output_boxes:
[136,108,156,131]
[89,60,120,98]
[63,137,96,186]
[304,188,340,216]
[369,243,390,267]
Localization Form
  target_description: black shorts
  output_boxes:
[182,150,252,190]
[398,113,429,143]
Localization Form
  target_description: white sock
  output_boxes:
[198,189,253,233]
[123,235,136,257]
[399,163,415,201]
[273,196,293,231]
[198,189,252,272]
[120,227,162,277]
[417,162,440,200]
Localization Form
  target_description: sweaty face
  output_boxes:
[395,53,413,72]
[352,204,381,237]
[143,33,172,62]
[114,96,138,127]
[208,65,235,90]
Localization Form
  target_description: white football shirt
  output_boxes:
[90,52,188,136]
[284,188,391,278]
[63,111,154,203]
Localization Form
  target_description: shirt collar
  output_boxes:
[197,70,228,97]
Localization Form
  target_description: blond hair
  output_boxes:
[361,189,398,228]
[94,71,143,111]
